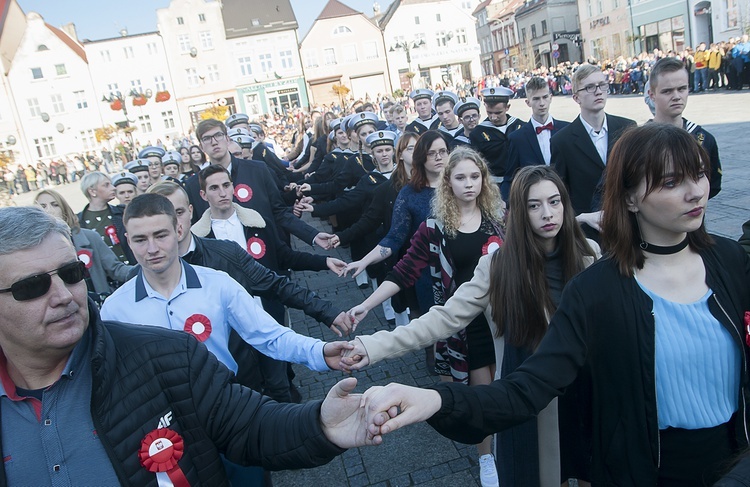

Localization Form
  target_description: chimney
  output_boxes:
[61,23,78,41]
[373,2,381,15]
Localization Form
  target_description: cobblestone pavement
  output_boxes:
[10,90,750,487]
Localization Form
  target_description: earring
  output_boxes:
[634,213,647,250]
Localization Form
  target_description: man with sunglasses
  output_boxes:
[0,205,383,486]
[550,64,635,238]
[184,119,335,250]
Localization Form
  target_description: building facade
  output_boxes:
[378,0,482,91]
[514,0,581,68]
[301,0,390,106]
[578,0,633,62]
[475,0,506,75]
[488,0,527,72]
[630,0,691,55]
[690,0,749,47]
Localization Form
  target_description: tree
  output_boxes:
[95,126,117,143]
[200,105,229,121]
[331,83,350,106]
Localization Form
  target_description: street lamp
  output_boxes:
[390,39,425,89]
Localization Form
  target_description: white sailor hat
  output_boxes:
[225,113,250,129]
[432,90,459,108]
[232,134,255,148]
[480,86,514,103]
[162,151,182,167]
[454,97,482,116]
[329,117,345,132]
[227,127,253,139]
[350,112,379,132]
[124,159,150,174]
[111,171,138,187]
[365,130,397,148]
[248,123,264,136]
[409,88,434,101]
[138,146,166,160]
[341,114,357,133]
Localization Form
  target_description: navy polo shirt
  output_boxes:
[0,328,119,486]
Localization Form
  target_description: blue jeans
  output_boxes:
[694,69,708,91]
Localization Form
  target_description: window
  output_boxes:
[199,31,213,50]
[598,0,603,14]
[73,90,88,109]
[177,17,184,25]
[303,50,318,68]
[37,44,49,51]
[415,32,426,45]
[154,75,167,92]
[323,48,336,65]
[34,137,56,157]
[162,111,175,129]
[80,130,95,150]
[206,64,220,82]
[259,53,273,72]
[363,41,378,60]
[130,79,143,93]
[436,31,447,47]
[342,44,358,63]
[542,20,548,35]
[185,68,199,87]
[123,46,134,59]
[147,42,158,55]
[198,13,206,22]
[31,67,43,80]
[531,24,537,38]
[28,98,41,117]
[727,0,739,28]
[279,50,293,69]
[415,16,420,25]
[138,115,152,133]
[178,34,191,53]
[55,64,67,76]
[251,18,260,26]
[239,56,253,76]
[332,26,352,36]
[51,94,64,114]
[107,83,119,96]
[462,1,472,8]
[587,0,592,17]
[521,28,526,43]
[100,50,111,62]
[436,13,442,22]
[614,0,620,7]
[456,28,467,44]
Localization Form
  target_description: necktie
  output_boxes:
[536,122,554,134]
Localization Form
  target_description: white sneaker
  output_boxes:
[479,453,499,487]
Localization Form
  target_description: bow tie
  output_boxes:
[536,123,554,134]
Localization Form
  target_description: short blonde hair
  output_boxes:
[572,64,602,93]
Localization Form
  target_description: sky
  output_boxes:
[19,0,393,41]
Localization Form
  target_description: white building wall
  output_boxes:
[383,1,481,91]
[86,32,186,148]
[7,12,101,165]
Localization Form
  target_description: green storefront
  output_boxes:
[236,77,309,117]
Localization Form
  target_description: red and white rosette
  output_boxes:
[234,184,253,202]
[139,428,190,487]
[105,225,120,245]
[183,314,212,342]
[482,236,503,255]
[246,237,266,259]
[77,249,93,269]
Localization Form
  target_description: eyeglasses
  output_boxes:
[462,114,479,121]
[0,261,86,301]
[200,132,226,144]
[577,82,609,94]
[426,149,449,160]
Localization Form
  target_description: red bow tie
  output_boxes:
[536,123,554,134]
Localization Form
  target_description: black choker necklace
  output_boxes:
[639,237,689,255]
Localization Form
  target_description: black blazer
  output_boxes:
[501,118,570,202]
[551,114,636,215]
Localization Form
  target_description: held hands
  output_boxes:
[323,341,355,370]
[329,312,354,338]
[320,377,391,448]
[329,234,341,248]
[326,257,348,276]
[361,383,443,437]
[347,304,370,331]
[340,337,370,372]
[342,260,367,278]
[314,232,334,250]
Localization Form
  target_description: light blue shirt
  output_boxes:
[101,261,328,373]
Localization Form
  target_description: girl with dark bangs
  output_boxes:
[358,124,750,487]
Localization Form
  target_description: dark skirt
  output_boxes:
[658,420,735,486]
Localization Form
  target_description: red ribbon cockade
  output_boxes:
[105,225,120,245]
[139,428,189,487]
[247,237,267,259]
[482,236,503,255]
[744,311,750,348]
[234,184,253,203]
[77,249,93,269]
[184,314,212,342]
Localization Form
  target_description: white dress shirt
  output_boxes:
[580,115,609,165]
[531,115,554,165]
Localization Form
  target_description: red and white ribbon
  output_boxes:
[234,184,253,202]
[183,314,212,342]
[139,428,190,487]
[482,235,503,255]
[105,225,120,245]
[246,237,266,259]
[77,249,93,269]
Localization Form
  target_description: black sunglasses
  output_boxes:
[0,261,86,301]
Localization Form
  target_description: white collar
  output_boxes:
[580,115,608,137]
[211,211,241,226]
[530,115,553,128]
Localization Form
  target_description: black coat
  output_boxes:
[184,156,317,245]
[77,203,134,265]
[469,116,526,178]
[427,236,750,486]
[0,308,344,486]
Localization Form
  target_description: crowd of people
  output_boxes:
[1,41,750,487]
